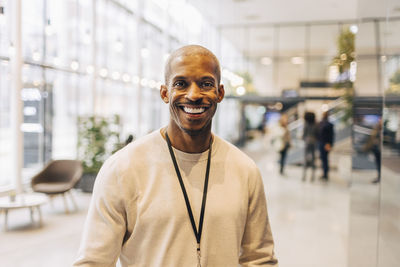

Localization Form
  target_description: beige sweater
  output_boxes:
[74,130,278,267]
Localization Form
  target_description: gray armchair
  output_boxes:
[31,160,83,213]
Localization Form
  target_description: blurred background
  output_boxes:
[0,0,399,266]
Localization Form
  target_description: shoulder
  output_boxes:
[213,135,259,171]
[99,130,165,178]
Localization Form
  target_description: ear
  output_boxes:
[217,84,225,103]
[160,85,169,103]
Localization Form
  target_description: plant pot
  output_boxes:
[76,173,97,193]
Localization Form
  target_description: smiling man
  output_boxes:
[74,45,278,267]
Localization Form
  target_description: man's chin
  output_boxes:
[180,124,210,136]
[181,127,205,136]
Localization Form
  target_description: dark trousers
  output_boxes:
[372,147,381,180]
[319,145,329,178]
[303,144,316,181]
[279,147,288,174]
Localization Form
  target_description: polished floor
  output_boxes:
[0,138,352,267]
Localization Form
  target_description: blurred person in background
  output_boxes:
[318,111,334,181]
[271,114,291,175]
[302,111,319,182]
[74,45,278,267]
[363,119,382,183]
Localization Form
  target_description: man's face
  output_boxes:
[160,53,224,136]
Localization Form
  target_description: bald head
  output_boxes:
[164,45,221,85]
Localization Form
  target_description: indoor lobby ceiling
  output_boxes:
[189,0,395,26]
[189,0,400,59]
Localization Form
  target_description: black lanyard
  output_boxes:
[165,131,211,262]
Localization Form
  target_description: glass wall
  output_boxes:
[377,14,400,267]
[348,0,400,266]
[0,0,14,188]
[0,0,247,191]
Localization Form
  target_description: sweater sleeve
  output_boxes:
[239,167,278,266]
[73,157,129,267]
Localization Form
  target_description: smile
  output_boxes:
[183,107,206,114]
[177,103,210,115]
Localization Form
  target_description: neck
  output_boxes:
[162,126,212,153]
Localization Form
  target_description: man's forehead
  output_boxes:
[164,45,221,83]
[171,52,216,66]
[169,55,218,79]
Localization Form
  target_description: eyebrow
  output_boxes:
[172,76,187,81]
[200,76,216,81]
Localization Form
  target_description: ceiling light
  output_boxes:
[236,86,246,96]
[350,25,358,34]
[122,73,131,83]
[260,57,272,65]
[291,57,304,65]
[99,68,108,77]
[321,104,329,112]
[70,61,79,71]
[149,79,157,88]
[141,78,148,87]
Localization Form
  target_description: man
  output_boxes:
[74,45,278,266]
[318,111,334,180]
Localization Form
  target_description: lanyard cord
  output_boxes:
[165,131,212,246]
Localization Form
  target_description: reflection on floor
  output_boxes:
[0,138,352,267]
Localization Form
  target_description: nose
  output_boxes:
[185,82,202,102]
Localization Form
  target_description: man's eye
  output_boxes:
[173,81,186,87]
[202,82,214,88]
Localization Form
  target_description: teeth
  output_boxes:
[183,107,205,114]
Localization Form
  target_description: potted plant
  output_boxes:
[76,114,123,192]
[331,27,356,123]
[386,68,400,95]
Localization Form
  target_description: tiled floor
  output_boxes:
[0,138,351,267]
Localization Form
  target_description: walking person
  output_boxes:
[318,111,334,180]
[74,45,278,266]
[302,111,319,182]
[272,114,291,175]
[363,119,382,183]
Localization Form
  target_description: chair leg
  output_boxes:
[68,190,78,211]
[62,193,69,214]
[49,195,55,209]
[3,209,8,231]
